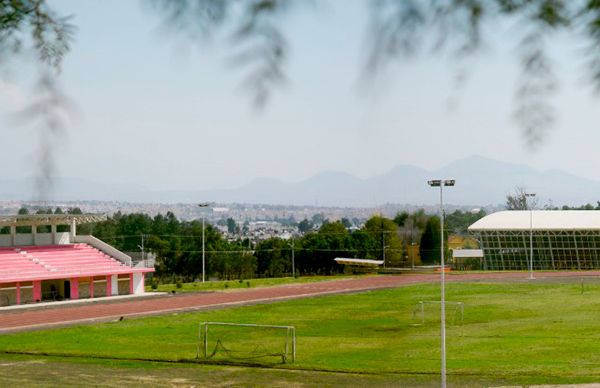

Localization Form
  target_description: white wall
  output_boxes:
[0,232,72,247]
[35,233,53,246]
[0,235,11,247]
[111,275,119,296]
[56,232,70,244]
[15,234,33,246]
[132,273,145,295]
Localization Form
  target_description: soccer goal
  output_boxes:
[412,301,464,327]
[197,322,296,363]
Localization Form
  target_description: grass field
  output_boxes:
[3,279,600,386]
[145,275,363,293]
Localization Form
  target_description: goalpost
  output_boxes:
[413,301,464,327]
[197,322,296,363]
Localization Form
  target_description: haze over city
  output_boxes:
[0,0,599,206]
[6,3,600,387]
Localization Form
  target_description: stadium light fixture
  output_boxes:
[525,193,536,280]
[427,178,455,388]
[199,203,211,283]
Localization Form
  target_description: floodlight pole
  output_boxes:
[428,179,455,388]
[525,193,536,280]
[199,203,210,283]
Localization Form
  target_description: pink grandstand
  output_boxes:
[0,214,154,306]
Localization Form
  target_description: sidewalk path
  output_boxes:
[1,271,599,333]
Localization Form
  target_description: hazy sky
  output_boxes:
[0,1,598,193]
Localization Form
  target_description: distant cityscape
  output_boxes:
[0,200,493,243]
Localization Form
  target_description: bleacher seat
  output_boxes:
[0,244,129,283]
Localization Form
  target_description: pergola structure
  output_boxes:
[469,210,600,270]
[0,214,106,246]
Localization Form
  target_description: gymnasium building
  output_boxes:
[469,210,600,270]
[0,213,154,306]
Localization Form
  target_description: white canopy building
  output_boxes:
[468,210,600,270]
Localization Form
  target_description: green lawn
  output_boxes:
[146,275,364,293]
[0,353,438,387]
[3,281,600,385]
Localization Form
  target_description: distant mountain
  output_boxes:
[3,156,600,207]
[196,156,600,207]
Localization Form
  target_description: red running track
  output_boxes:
[1,271,600,333]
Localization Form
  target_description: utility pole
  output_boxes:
[138,234,145,265]
[291,238,296,277]
[382,230,386,268]
[411,226,415,270]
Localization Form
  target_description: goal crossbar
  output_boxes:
[197,321,296,363]
[414,301,464,326]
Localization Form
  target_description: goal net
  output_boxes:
[412,301,464,327]
[197,322,296,363]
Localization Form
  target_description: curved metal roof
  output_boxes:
[334,258,384,266]
[468,210,600,231]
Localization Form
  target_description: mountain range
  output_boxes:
[3,156,600,207]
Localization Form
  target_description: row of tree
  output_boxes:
[14,206,489,280]
[67,209,486,281]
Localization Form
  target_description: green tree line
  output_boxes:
[35,208,482,281]
[19,206,488,279]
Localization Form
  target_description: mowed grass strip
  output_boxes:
[2,281,600,383]
[146,275,364,293]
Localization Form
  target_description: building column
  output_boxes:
[15,282,20,305]
[132,272,145,295]
[70,278,79,299]
[105,275,112,297]
[111,275,118,296]
[129,273,134,294]
[33,280,42,302]
[51,224,57,244]
[88,277,94,298]
[10,225,15,246]
[69,219,77,243]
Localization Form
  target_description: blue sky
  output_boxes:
[0,1,598,197]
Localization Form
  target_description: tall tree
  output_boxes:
[297,219,313,233]
[255,237,291,277]
[363,215,404,267]
[506,187,538,210]
[393,212,409,227]
[226,218,238,234]
[297,221,351,275]
[445,209,487,234]
[420,217,441,265]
